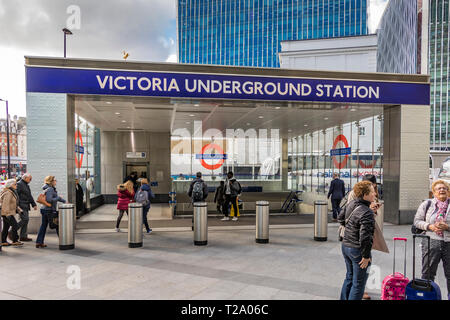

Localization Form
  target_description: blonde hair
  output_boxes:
[124,180,134,194]
[431,180,449,192]
[353,181,374,199]
[44,176,55,185]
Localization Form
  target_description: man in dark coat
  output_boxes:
[16,173,37,241]
[75,179,85,218]
[327,173,346,221]
[124,172,139,193]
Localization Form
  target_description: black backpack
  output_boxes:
[192,181,204,202]
[411,200,432,235]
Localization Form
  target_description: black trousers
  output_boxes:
[222,195,238,217]
[1,216,19,243]
[331,198,342,219]
[116,210,128,228]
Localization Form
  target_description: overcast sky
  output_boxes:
[0,0,388,118]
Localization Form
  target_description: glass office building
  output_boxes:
[177,0,369,68]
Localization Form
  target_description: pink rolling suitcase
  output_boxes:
[381,237,409,300]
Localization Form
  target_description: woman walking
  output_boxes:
[1,179,24,247]
[36,176,66,248]
[338,180,376,300]
[414,180,450,300]
[116,180,135,232]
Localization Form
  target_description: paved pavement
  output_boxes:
[0,224,447,300]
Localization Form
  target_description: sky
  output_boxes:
[0,0,388,118]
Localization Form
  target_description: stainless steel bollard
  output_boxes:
[256,201,270,243]
[314,200,328,241]
[128,203,143,248]
[58,204,75,250]
[193,202,208,246]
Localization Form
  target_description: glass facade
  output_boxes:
[178,0,369,68]
[288,115,383,195]
[429,0,450,150]
[75,114,98,198]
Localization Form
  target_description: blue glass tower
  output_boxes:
[177,0,369,68]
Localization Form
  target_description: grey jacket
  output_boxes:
[414,198,450,242]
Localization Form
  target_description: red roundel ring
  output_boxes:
[332,134,349,170]
[200,143,225,170]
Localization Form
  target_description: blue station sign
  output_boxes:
[26,66,430,105]
[330,147,352,157]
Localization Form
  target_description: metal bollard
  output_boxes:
[59,204,75,250]
[128,203,143,248]
[256,201,270,243]
[314,200,328,241]
[193,202,208,246]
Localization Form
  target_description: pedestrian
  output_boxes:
[124,172,139,193]
[116,180,135,232]
[135,178,155,234]
[413,179,450,300]
[328,173,346,221]
[221,171,242,221]
[338,180,376,300]
[188,172,208,203]
[16,173,37,242]
[214,181,225,215]
[36,176,66,248]
[0,179,23,247]
[75,178,84,219]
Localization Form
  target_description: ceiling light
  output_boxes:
[106,102,112,105]
[189,114,195,117]
[304,124,308,127]
[121,120,126,123]
[194,104,200,107]
[275,107,281,110]
[115,112,121,115]
[258,116,264,119]
[324,117,329,120]
[288,129,292,132]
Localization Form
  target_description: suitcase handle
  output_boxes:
[413,234,432,288]
[393,237,407,276]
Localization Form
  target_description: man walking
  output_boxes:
[327,173,346,221]
[17,173,37,242]
[221,172,242,221]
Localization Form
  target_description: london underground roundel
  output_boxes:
[332,135,349,169]
[75,130,84,169]
[199,144,226,170]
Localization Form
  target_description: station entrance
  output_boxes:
[25,57,430,232]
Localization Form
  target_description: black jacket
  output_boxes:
[187,178,208,201]
[337,198,375,259]
[214,185,225,204]
[328,178,345,200]
[17,179,37,211]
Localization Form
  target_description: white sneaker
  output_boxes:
[232,217,238,221]
[221,217,230,221]
[115,228,121,232]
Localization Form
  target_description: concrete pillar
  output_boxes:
[383,105,430,224]
[26,93,75,233]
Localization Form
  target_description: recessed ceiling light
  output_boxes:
[194,104,200,107]
[275,107,281,110]
[115,112,121,115]
[324,117,329,120]
[258,116,264,119]
[189,114,195,117]
[106,102,112,105]
[121,120,126,123]
[304,124,308,127]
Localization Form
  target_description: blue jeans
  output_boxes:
[36,208,58,244]
[340,244,371,300]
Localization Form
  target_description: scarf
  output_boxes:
[435,199,448,237]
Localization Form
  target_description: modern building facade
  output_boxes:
[177,0,369,68]
[279,34,378,72]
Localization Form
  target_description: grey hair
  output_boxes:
[22,173,32,179]
[4,179,16,188]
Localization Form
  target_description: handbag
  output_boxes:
[372,221,389,253]
[37,191,52,207]
[338,205,362,241]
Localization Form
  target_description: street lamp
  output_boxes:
[62,28,73,58]
[0,99,11,179]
